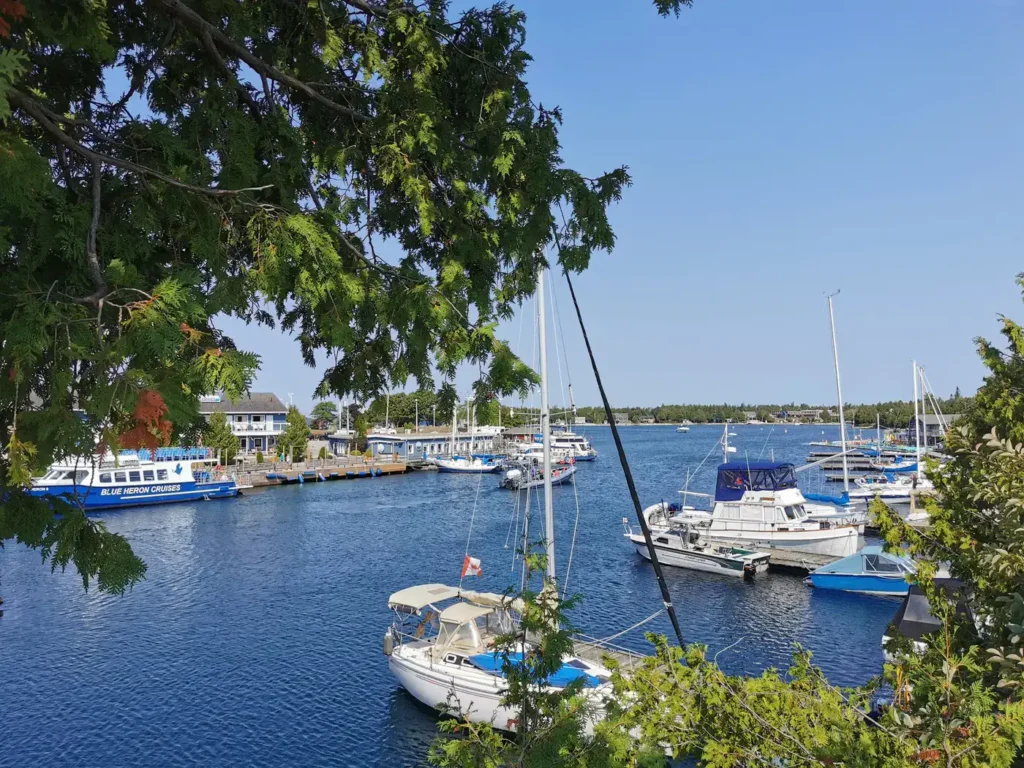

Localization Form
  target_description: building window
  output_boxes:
[235,415,245,422]
[143,470,154,481]
[254,438,264,449]
[157,469,168,481]
[99,473,112,484]
[114,472,127,483]
[129,471,141,482]
[253,415,262,422]
[239,437,246,448]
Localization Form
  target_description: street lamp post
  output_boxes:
[415,399,419,433]
[432,404,436,428]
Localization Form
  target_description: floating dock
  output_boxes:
[239,460,407,489]
[766,548,839,573]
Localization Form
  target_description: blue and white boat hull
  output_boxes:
[807,572,909,596]
[29,480,240,510]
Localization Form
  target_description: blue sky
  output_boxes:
[221,0,1024,412]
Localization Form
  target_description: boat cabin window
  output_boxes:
[129,471,141,482]
[157,469,168,481]
[783,506,798,520]
[143,470,154,481]
[114,472,127,483]
[61,470,88,483]
[721,504,740,520]
[863,554,903,573]
[437,620,481,651]
[99,473,112,484]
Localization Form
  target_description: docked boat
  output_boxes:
[625,502,770,579]
[499,462,576,490]
[549,430,598,461]
[385,267,613,731]
[435,455,504,473]
[677,460,860,558]
[384,585,613,731]
[807,545,915,595]
[28,448,241,510]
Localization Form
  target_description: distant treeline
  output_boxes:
[331,391,972,430]
[566,392,972,428]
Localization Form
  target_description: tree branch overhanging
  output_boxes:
[8,88,273,199]
[148,0,371,123]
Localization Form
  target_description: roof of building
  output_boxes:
[914,413,963,426]
[198,393,288,414]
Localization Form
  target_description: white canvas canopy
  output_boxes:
[438,602,494,625]
[387,584,460,614]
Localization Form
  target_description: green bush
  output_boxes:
[317,446,327,460]
[255,450,264,464]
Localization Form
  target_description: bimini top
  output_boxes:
[715,461,798,502]
[388,584,461,614]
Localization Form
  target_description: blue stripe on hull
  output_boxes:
[29,481,239,511]
[573,455,597,462]
[808,573,909,595]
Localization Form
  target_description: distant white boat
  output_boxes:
[676,425,690,433]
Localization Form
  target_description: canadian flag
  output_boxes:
[461,555,483,578]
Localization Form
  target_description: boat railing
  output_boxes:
[572,633,647,672]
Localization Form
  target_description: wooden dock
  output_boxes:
[766,547,838,573]
[238,460,408,489]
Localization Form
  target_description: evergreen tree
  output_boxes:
[277,406,309,463]
[206,411,238,464]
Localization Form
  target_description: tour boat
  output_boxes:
[28,448,241,510]
[625,502,770,579]
[677,461,860,558]
[807,545,915,596]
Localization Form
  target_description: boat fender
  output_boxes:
[383,631,394,657]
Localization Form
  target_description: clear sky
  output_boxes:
[221,0,1024,412]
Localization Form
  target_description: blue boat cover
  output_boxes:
[883,463,917,475]
[803,490,850,506]
[469,652,601,688]
[715,461,798,501]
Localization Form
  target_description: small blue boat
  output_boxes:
[807,545,915,596]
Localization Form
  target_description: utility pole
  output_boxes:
[432,404,436,429]
[415,399,419,433]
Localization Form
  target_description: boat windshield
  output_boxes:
[715,462,799,501]
[864,554,905,573]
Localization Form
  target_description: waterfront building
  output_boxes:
[199,393,289,455]
[362,429,500,460]
[907,413,962,447]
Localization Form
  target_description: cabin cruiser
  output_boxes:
[675,461,860,558]
[549,430,598,461]
[626,502,770,578]
[384,585,614,731]
[28,448,241,510]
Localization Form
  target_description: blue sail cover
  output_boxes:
[469,652,601,688]
[715,461,799,502]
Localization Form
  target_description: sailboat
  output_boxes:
[384,268,614,730]
[435,401,504,473]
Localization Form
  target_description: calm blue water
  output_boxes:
[0,425,896,767]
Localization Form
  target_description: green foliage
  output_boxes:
[206,411,238,464]
[1,0,630,597]
[317,446,327,461]
[255,449,264,465]
[277,406,308,462]
[310,401,338,429]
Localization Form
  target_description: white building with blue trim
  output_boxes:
[327,429,502,460]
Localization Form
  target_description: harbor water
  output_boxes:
[1,425,898,767]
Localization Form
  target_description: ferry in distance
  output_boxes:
[29,448,242,511]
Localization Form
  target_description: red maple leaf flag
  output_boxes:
[461,555,483,578]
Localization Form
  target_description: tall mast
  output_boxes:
[451,406,457,456]
[912,360,922,474]
[538,267,555,582]
[827,292,850,492]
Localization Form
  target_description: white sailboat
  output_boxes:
[384,267,614,730]
[435,402,504,473]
